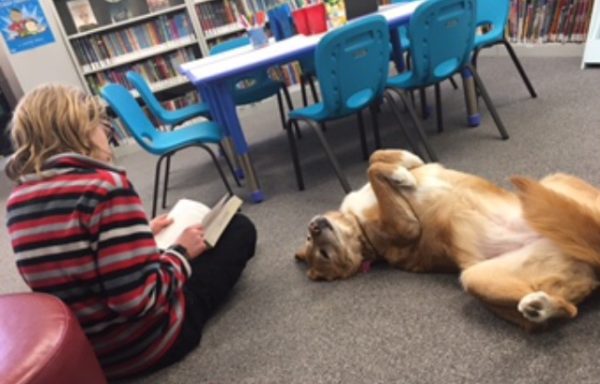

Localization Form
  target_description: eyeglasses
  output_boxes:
[100,119,115,142]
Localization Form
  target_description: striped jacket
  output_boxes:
[5,153,191,379]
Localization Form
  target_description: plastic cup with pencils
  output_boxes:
[241,11,269,49]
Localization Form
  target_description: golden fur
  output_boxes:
[295,150,600,330]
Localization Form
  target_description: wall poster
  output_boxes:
[0,0,55,54]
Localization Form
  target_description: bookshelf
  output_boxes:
[507,0,596,44]
[50,0,202,99]
[50,0,308,99]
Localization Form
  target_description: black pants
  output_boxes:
[153,213,257,370]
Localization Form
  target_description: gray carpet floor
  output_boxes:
[2,52,600,384]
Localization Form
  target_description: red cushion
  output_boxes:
[0,293,107,384]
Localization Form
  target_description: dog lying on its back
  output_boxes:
[295,149,600,330]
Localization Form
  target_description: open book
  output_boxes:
[155,194,243,250]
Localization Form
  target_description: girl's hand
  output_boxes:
[175,224,207,259]
[150,214,173,235]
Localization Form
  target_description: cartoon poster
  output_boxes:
[0,0,55,54]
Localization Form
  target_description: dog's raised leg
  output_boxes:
[367,161,420,241]
[369,149,424,169]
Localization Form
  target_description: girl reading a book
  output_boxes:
[4,84,257,379]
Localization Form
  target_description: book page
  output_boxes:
[155,198,211,249]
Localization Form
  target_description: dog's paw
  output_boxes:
[518,291,556,323]
[399,151,425,169]
[370,149,424,169]
[383,166,417,189]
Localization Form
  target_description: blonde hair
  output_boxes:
[6,84,107,180]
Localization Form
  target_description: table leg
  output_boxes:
[221,137,244,180]
[461,67,481,127]
[199,81,265,203]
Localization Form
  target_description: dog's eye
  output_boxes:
[320,250,330,259]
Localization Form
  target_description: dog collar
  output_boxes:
[351,214,380,273]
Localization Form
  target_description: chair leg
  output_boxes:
[370,102,382,150]
[471,47,480,67]
[405,53,416,112]
[308,75,320,104]
[152,156,168,218]
[300,74,308,107]
[356,110,369,161]
[161,154,171,209]
[392,89,438,162]
[383,90,427,161]
[502,38,537,98]
[198,144,233,195]
[276,90,287,131]
[285,118,305,190]
[281,86,302,139]
[419,88,429,119]
[306,119,351,193]
[466,63,509,140]
[218,142,241,187]
[449,76,459,90]
[434,83,443,133]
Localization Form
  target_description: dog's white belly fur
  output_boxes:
[340,183,377,221]
[479,208,543,260]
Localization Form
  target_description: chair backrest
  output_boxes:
[100,83,160,154]
[267,3,295,41]
[407,0,476,86]
[315,15,390,117]
[475,0,509,39]
[209,37,279,105]
[125,71,166,120]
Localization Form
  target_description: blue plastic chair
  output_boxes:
[209,37,295,133]
[126,71,211,127]
[268,3,319,108]
[386,0,509,162]
[472,0,536,98]
[391,0,459,120]
[100,83,236,217]
[286,15,414,193]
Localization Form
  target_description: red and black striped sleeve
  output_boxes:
[85,172,191,319]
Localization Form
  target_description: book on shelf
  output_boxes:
[507,0,594,43]
[107,0,132,23]
[154,194,243,249]
[67,0,98,32]
[147,0,172,13]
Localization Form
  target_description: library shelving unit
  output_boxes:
[50,0,307,99]
[51,1,203,97]
[50,0,213,140]
[507,0,595,44]
[193,0,246,48]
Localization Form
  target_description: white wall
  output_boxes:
[0,0,83,101]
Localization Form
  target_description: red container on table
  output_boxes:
[292,3,328,35]
[292,8,310,35]
[306,3,328,34]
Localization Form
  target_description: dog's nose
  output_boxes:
[309,216,330,236]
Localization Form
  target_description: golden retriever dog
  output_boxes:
[295,149,600,329]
